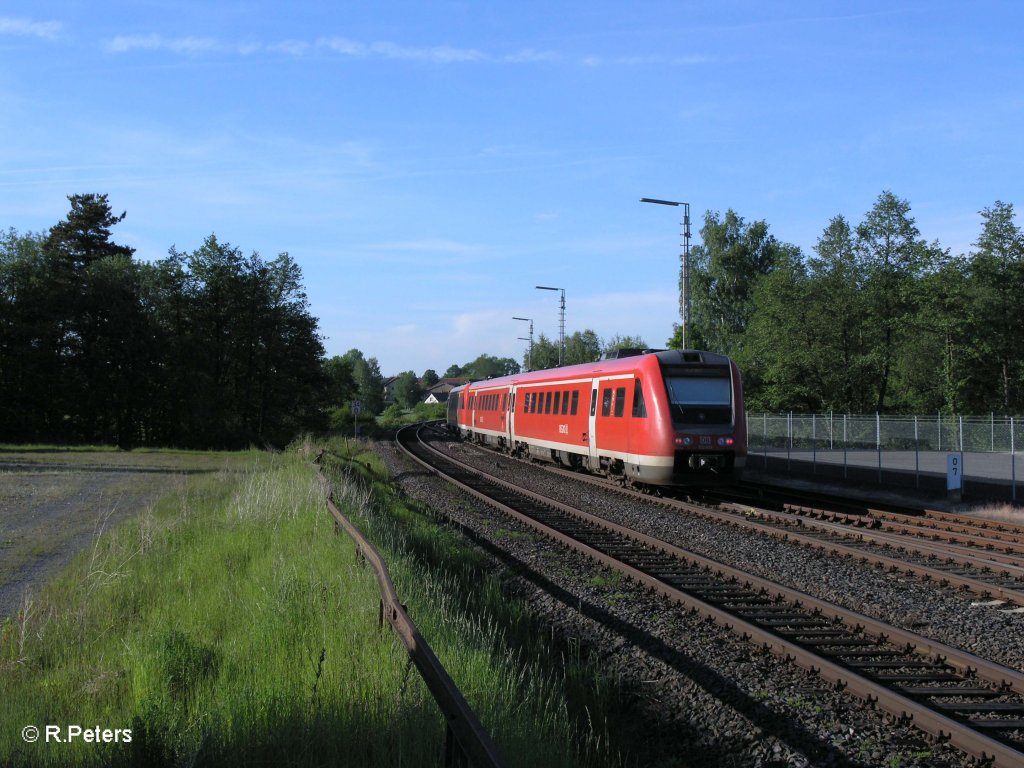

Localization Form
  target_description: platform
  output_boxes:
[745,448,1022,504]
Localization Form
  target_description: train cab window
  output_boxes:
[664,369,733,425]
[614,386,626,417]
[632,379,648,418]
[553,391,561,414]
[601,388,612,417]
[590,388,597,416]
[571,390,579,416]
[544,391,552,414]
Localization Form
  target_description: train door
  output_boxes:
[508,386,517,446]
[587,379,599,469]
[500,388,510,445]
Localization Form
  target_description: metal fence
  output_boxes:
[747,413,1021,453]
[745,413,1022,501]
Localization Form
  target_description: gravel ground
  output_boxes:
[0,456,213,619]
[441,440,1024,674]
[372,435,990,768]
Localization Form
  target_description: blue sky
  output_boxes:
[2,2,1021,376]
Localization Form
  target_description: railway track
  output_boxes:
[724,482,1024,556]
[473,442,1024,609]
[398,423,1024,767]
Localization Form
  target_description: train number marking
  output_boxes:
[558,424,569,434]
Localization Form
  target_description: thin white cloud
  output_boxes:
[503,48,560,64]
[317,37,485,62]
[103,31,557,65]
[0,17,61,39]
[583,53,713,66]
[267,39,310,57]
[106,34,220,54]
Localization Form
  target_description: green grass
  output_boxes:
[1,447,446,766]
[0,444,261,472]
[319,436,624,768]
[1,437,628,768]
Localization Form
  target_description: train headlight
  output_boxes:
[717,437,734,447]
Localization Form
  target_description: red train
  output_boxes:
[446,349,746,486]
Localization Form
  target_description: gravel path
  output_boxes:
[0,462,187,618]
[373,435,987,768]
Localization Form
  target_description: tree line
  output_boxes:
[0,194,327,448]
[7,190,1017,449]
[678,191,1023,415]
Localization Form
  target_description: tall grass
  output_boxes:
[0,451,446,766]
[320,437,623,768]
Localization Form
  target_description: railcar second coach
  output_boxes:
[447,349,746,486]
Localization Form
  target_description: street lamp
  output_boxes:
[641,197,692,349]
[512,316,533,371]
[535,285,565,366]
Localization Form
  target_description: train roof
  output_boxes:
[462,349,734,391]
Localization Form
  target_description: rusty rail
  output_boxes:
[315,455,506,768]
[404,428,1024,767]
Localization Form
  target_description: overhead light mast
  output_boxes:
[535,285,565,366]
[641,197,691,349]
[512,316,533,371]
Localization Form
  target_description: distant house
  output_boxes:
[382,376,400,404]
[423,377,465,404]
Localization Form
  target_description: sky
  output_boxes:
[2,2,1022,376]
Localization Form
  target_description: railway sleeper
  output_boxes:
[899,686,1004,698]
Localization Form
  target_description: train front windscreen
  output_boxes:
[663,366,733,426]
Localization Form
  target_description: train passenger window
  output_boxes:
[571,390,579,415]
[544,391,552,414]
[561,390,569,415]
[614,387,626,417]
[553,391,561,414]
[523,393,530,413]
[502,394,507,411]
[601,388,612,417]
[632,379,648,418]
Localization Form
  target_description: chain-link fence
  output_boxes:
[745,413,1022,501]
